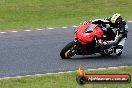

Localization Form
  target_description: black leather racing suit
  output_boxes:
[92,18,128,54]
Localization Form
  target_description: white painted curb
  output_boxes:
[128,21,132,22]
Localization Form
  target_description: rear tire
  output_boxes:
[60,41,76,59]
[100,49,111,56]
[100,52,110,56]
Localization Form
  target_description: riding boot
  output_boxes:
[115,38,126,56]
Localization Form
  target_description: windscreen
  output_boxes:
[84,24,97,33]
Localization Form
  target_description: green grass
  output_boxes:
[0,0,132,31]
[0,66,132,88]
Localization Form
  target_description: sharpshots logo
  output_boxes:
[76,66,131,85]
[86,74,130,83]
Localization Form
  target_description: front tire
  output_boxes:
[60,41,76,59]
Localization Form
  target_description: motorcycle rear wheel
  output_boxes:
[100,52,111,56]
[60,41,76,59]
[100,50,111,56]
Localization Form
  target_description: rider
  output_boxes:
[83,13,128,55]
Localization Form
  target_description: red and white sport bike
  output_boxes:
[60,21,121,59]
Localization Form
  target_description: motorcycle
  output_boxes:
[60,20,121,59]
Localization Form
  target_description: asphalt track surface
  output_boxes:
[0,23,132,78]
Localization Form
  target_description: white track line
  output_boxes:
[0,32,6,33]
[37,29,43,30]
[128,21,132,22]
[45,73,58,75]
[24,30,31,32]
[62,26,68,28]
[58,72,66,74]
[108,67,118,69]
[72,25,78,27]
[0,21,132,33]
[67,71,74,73]
[97,68,107,70]
[47,28,54,29]
[0,66,129,80]
[11,31,18,33]
[88,69,96,71]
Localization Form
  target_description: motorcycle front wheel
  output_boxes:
[60,41,77,59]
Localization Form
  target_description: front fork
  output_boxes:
[73,39,83,55]
[74,39,91,55]
[69,39,78,56]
